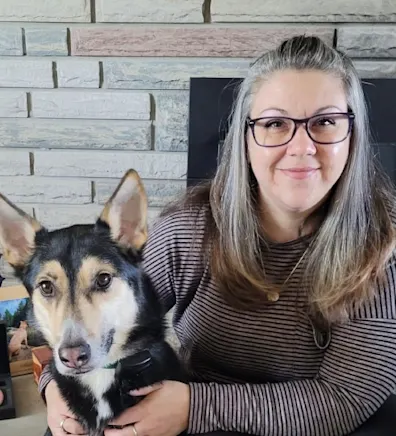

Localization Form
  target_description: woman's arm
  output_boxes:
[103,315,396,436]
[187,299,396,435]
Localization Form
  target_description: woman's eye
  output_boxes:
[39,280,55,297]
[263,119,285,129]
[315,117,336,126]
[95,273,113,290]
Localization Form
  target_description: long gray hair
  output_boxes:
[167,35,396,322]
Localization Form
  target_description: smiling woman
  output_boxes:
[246,69,353,242]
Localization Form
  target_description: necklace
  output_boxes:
[264,222,332,350]
[266,220,312,302]
[266,243,310,302]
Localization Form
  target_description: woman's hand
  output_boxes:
[104,381,190,436]
[45,380,87,436]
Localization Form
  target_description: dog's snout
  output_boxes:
[58,342,91,369]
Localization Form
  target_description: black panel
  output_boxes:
[363,79,396,144]
[187,78,242,185]
[187,77,396,186]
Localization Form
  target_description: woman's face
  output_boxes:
[246,69,351,217]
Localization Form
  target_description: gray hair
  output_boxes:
[209,35,396,322]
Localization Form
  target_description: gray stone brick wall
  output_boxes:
[0,0,395,286]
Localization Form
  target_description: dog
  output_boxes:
[8,320,29,359]
[0,170,185,436]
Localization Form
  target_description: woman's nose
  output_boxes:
[286,124,317,156]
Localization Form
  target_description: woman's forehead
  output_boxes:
[251,69,348,117]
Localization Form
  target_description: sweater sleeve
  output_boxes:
[142,207,207,313]
[141,213,178,312]
[187,262,396,436]
[38,363,53,402]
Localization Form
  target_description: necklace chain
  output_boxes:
[266,234,312,302]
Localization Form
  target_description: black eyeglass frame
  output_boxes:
[246,111,356,148]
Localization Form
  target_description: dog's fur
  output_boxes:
[0,170,185,436]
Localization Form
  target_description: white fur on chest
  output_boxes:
[80,368,116,425]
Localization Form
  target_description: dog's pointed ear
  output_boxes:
[98,169,148,251]
[0,194,42,267]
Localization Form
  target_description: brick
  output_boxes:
[0,0,90,22]
[95,179,186,207]
[96,0,203,23]
[25,27,68,56]
[71,26,334,57]
[211,0,396,22]
[0,59,53,88]
[34,204,161,230]
[354,61,396,79]
[0,119,151,150]
[0,27,22,55]
[57,60,99,88]
[0,150,30,175]
[0,176,91,204]
[34,204,103,230]
[0,91,27,117]
[34,150,187,180]
[155,91,189,151]
[31,91,150,120]
[338,26,396,58]
[104,58,249,90]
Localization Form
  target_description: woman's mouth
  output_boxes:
[279,167,319,180]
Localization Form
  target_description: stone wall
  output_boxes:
[0,0,395,284]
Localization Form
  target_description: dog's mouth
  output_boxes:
[55,328,117,376]
[73,367,95,375]
[55,359,97,377]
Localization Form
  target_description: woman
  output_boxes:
[40,35,396,436]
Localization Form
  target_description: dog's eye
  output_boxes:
[39,280,54,297]
[96,273,112,290]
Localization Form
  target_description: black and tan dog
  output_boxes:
[0,170,184,436]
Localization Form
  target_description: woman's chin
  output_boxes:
[281,199,317,214]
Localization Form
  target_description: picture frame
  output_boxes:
[0,283,47,377]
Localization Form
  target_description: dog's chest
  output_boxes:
[80,369,116,425]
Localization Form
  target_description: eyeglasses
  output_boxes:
[246,112,355,148]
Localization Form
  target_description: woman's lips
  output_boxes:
[279,168,319,180]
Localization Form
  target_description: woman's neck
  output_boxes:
[259,202,324,244]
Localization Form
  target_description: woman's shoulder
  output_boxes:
[354,251,396,321]
[150,202,210,239]
[144,197,211,262]
[142,201,211,288]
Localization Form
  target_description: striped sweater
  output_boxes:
[39,206,396,436]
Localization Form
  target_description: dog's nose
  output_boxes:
[58,343,91,369]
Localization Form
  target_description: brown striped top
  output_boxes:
[39,205,396,436]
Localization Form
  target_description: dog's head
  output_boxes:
[19,321,28,329]
[0,170,150,376]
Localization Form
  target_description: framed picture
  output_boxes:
[0,283,47,377]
